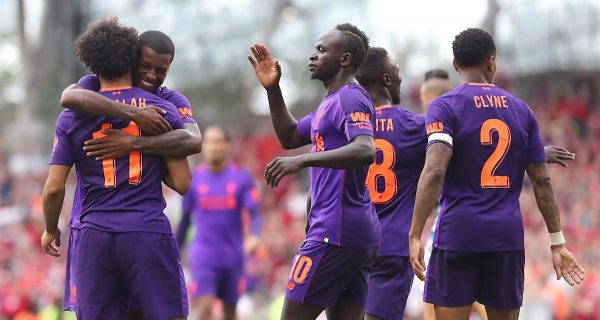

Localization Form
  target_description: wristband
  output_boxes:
[550,231,566,246]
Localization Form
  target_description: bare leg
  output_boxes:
[223,302,237,320]
[280,298,325,320]
[485,306,520,320]
[194,295,215,320]
[434,305,472,320]
[423,302,436,320]
[325,290,364,320]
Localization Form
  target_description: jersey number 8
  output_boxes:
[366,139,398,204]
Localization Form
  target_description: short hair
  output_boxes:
[335,23,370,71]
[355,47,390,86]
[139,30,175,61]
[75,17,138,80]
[204,125,231,142]
[424,69,449,81]
[452,28,496,68]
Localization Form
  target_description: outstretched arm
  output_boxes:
[61,85,173,134]
[248,43,310,149]
[526,162,585,285]
[83,122,202,160]
[408,143,453,281]
[41,165,72,257]
[263,135,375,188]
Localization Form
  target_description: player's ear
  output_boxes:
[488,55,496,73]
[340,52,352,68]
[382,73,392,87]
[452,59,459,72]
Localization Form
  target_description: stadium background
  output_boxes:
[0,0,598,319]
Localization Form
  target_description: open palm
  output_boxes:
[248,43,281,89]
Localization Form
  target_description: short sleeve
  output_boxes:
[77,75,101,91]
[241,172,260,209]
[297,113,314,138]
[526,107,547,164]
[339,89,374,141]
[425,97,456,149]
[160,87,197,124]
[159,101,185,131]
[50,114,75,166]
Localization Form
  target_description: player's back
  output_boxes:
[426,83,546,251]
[55,86,183,233]
[367,105,426,256]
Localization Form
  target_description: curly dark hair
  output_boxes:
[356,47,390,86]
[452,28,496,68]
[335,23,370,71]
[139,30,175,61]
[424,69,449,81]
[75,17,139,80]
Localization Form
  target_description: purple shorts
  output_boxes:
[189,262,244,304]
[63,228,80,311]
[366,256,414,320]
[424,248,524,310]
[74,228,188,319]
[285,240,378,307]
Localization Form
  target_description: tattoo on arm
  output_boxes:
[526,162,562,233]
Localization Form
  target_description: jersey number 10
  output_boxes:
[92,122,142,188]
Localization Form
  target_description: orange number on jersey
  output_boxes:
[289,255,313,283]
[480,119,511,188]
[92,121,142,188]
[366,139,397,204]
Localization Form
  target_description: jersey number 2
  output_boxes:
[366,139,397,204]
[480,119,511,188]
[92,122,142,188]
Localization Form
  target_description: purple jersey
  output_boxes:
[426,83,547,252]
[180,164,261,266]
[67,75,197,229]
[297,83,380,248]
[367,105,427,256]
[50,86,184,233]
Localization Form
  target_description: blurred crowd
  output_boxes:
[0,73,599,320]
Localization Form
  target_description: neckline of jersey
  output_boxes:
[325,82,358,98]
[99,85,133,92]
[467,82,495,87]
[375,104,392,110]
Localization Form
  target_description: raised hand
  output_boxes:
[545,146,575,167]
[248,43,282,89]
[551,244,585,285]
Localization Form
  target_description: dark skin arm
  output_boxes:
[545,146,575,167]
[41,165,72,257]
[526,162,585,285]
[61,84,173,134]
[248,43,311,149]
[84,122,202,160]
[408,143,452,281]
[264,135,374,188]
